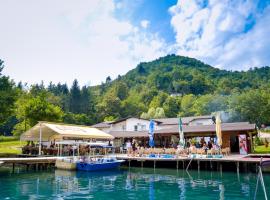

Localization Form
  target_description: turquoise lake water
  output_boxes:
[0,167,269,200]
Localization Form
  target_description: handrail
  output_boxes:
[254,157,268,200]
[186,158,193,171]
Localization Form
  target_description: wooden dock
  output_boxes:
[0,156,59,172]
[116,154,270,163]
[115,154,270,172]
[0,154,269,173]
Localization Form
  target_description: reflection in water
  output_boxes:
[0,167,269,200]
[219,184,224,200]
[149,175,155,200]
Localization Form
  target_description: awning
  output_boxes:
[20,121,114,141]
[109,131,149,138]
[154,122,256,134]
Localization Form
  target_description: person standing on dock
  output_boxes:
[126,140,132,156]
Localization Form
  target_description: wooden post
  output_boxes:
[38,123,42,156]
[128,159,131,168]
[236,162,240,181]
[141,161,144,168]
[182,161,185,169]
[176,160,179,170]
[197,160,200,171]
[220,163,222,176]
[12,163,15,173]
[249,132,253,153]
[154,160,156,169]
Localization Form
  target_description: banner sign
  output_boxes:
[239,134,248,155]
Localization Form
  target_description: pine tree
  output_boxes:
[69,79,81,113]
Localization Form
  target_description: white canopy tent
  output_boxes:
[20,121,114,155]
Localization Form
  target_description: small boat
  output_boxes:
[76,157,124,171]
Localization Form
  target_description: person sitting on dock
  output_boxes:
[189,144,197,154]
[202,142,208,154]
[208,140,213,149]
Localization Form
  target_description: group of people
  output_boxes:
[185,138,220,154]
[122,137,222,157]
[125,139,138,156]
[22,141,39,155]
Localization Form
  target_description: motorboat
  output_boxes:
[55,141,124,171]
[76,156,124,171]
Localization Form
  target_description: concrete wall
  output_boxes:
[101,118,160,132]
[222,133,231,149]
[125,118,160,131]
[110,121,126,131]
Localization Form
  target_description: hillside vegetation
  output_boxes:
[1,55,270,136]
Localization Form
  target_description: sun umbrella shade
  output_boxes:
[178,118,185,148]
[216,114,222,146]
[20,121,114,141]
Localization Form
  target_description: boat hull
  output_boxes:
[76,161,122,171]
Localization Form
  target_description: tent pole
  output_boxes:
[38,123,42,156]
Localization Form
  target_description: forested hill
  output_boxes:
[1,55,270,136]
[105,54,270,96]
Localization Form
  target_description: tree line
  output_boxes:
[1,54,270,136]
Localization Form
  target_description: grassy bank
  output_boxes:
[0,140,25,157]
[0,136,19,142]
[254,145,270,154]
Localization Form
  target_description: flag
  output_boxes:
[149,119,155,147]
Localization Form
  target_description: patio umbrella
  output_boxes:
[178,118,185,148]
[216,114,222,146]
[149,119,155,147]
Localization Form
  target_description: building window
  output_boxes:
[134,125,138,131]
[141,125,146,130]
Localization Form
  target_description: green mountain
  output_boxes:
[100,54,270,96]
[92,54,270,124]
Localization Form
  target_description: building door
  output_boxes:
[230,135,239,153]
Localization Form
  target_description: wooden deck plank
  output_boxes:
[115,154,270,164]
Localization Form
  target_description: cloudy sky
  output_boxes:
[0,0,270,86]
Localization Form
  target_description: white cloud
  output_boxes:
[140,20,150,29]
[0,0,168,86]
[169,0,270,70]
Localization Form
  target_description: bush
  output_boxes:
[265,140,269,148]
[254,136,264,146]
[0,136,19,142]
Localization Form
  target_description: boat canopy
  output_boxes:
[20,121,114,142]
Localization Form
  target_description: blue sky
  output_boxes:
[0,0,270,86]
[114,0,177,44]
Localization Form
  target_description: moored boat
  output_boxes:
[76,157,124,171]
